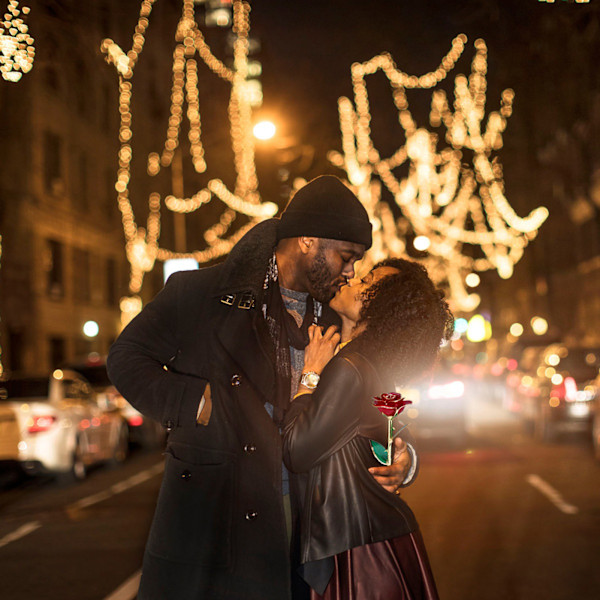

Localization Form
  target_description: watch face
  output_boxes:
[303,372,320,388]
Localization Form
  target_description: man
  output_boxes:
[107,176,417,600]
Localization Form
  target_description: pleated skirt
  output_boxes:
[310,530,440,600]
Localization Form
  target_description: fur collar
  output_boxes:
[213,218,279,297]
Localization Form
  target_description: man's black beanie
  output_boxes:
[278,175,372,249]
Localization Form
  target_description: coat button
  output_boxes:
[245,510,258,521]
[231,374,241,387]
[181,470,192,480]
[165,419,175,431]
[244,444,256,453]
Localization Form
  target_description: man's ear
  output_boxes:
[298,236,316,255]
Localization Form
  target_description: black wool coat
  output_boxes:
[107,219,340,600]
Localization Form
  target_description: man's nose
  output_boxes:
[342,265,356,279]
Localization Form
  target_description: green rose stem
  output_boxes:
[386,415,394,466]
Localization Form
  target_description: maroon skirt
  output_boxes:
[310,530,439,600]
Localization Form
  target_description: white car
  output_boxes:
[65,361,166,449]
[0,370,129,481]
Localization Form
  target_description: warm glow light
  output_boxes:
[551,373,563,385]
[509,322,523,337]
[0,2,35,83]
[465,273,480,287]
[53,369,64,380]
[83,321,100,338]
[466,314,487,343]
[544,367,556,378]
[413,235,431,251]
[546,353,560,366]
[330,34,548,312]
[253,120,276,140]
[531,316,548,336]
[101,0,276,309]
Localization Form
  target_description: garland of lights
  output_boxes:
[101,0,276,323]
[0,1,34,82]
[329,35,549,312]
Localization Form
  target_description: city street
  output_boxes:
[1,397,599,600]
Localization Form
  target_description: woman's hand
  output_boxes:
[302,324,340,375]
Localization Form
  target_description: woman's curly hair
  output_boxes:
[352,258,454,385]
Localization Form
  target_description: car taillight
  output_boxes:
[128,415,144,427]
[27,415,57,433]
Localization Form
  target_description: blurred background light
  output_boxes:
[413,235,431,251]
[531,316,549,336]
[163,258,199,284]
[83,321,100,338]
[253,120,276,140]
[509,322,524,337]
[454,318,469,334]
[465,273,480,287]
[466,314,492,343]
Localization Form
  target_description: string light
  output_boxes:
[102,0,275,318]
[0,1,34,82]
[330,35,549,312]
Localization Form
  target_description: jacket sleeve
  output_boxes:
[106,272,207,429]
[283,356,364,473]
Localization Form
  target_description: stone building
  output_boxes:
[0,2,141,373]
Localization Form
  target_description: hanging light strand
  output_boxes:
[332,34,548,312]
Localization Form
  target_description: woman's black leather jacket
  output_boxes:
[283,344,419,564]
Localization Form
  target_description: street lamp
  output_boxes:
[83,321,99,338]
[253,120,276,140]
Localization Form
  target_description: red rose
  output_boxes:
[373,392,412,417]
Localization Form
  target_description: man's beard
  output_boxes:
[306,246,336,303]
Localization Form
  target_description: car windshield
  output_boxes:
[0,378,50,400]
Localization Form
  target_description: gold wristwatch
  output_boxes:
[300,371,320,389]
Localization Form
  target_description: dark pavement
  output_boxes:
[1,399,599,600]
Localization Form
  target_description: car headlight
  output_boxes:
[428,380,465,400]
[568,402,590,418]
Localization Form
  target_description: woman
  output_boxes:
[283,258,454,600]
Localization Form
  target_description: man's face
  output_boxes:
[304,238,365,303]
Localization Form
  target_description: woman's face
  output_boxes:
[330,265,399,322]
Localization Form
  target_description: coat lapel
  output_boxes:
[215,306,276,406]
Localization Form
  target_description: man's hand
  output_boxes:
[368,437,411,494]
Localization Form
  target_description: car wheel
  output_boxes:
[58,438,86,484]
[110,425,129,466]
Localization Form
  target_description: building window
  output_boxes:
[73,248,90,303]
[43,131,63,194]
[7,330,24,372]
[46,239,64,299]
[49,337,66,368]
[77,151,89,211]
[106,167,116,221]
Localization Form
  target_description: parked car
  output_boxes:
[399,361,470,446]
[64,358,165,449]
[593,398,600,462]
[0,370,129,481]
[506,345,598,442]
